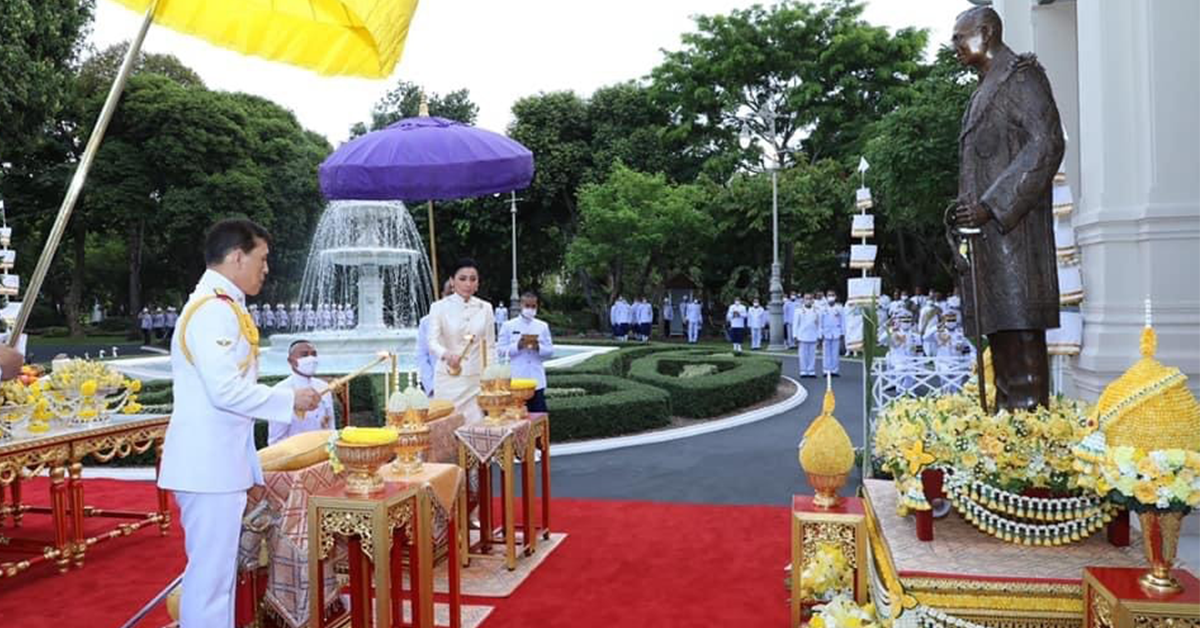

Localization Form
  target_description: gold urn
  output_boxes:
[335,440,395,495]
[478,377,512,425]
[798,376,855,509]
[505,379,537,420]
[391,408,431,475]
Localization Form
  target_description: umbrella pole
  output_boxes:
[427,200,439,299]
[7,1,158,346]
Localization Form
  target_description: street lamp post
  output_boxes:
[509,191,520,314]
[739,102,786,351]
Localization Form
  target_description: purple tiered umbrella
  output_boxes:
[318,115,534,293]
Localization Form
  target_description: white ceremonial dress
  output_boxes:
[158,270,295,628]
[268,374,333,445]
[428,294,496,424]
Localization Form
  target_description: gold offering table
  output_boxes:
[455,412,551,571]
[308,463,464,628]
[1083,567,1200,628]
[0,414,170,579]
[790,495,869,627]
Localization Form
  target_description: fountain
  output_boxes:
[266,200,434,374]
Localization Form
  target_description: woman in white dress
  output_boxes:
[427,259,496,424]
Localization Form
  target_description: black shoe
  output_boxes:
[831,373,841,377]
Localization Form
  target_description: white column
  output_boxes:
[991,0,1034,55]
[1072,0,1200,399]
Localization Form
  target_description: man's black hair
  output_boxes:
[204,218,271,267]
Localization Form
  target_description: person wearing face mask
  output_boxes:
[428,258,496,424]
[160,219,321,628]
[268,340,335,445]
[661,295,673,338]
[685,296,704,344]
[748,298,766,350]
[820,291,844,376]
[793,293,820,377]
[498,292,555,413]
[783,293,798,349]
[725,297,747,352]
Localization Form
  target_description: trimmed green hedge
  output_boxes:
[627,353,780,418]
[562,343,681,376]
[545,373,671,442]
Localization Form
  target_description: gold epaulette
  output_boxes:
[178,289,260,374]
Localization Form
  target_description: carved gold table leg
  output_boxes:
[502,438,516,571]
[156,438,171,536]
[68,460,86,568]
[539,418,551,540]
[521,436,536,556]
[49,464,70,573]
[11,475,23,528]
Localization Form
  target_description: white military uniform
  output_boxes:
[494,305,508,337]
[793,303,820,376]
[661,298,673,336]
[726,302,747,351]
[427,294,496,424]
[782,298,798,348]
[268,374,333,444]
[636,300,653,341]
[685,300,703,343]
[158,269,295,628]
[416,314,435,395]
[748,304,766,350]
[497,314,555,390]
[820,303,844,375]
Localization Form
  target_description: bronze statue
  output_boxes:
[949,7,1065,412]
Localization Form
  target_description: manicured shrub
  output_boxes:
[627,353,780,418]
[545,374,671,442]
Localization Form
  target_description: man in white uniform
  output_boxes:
[153,306,167,341]
[725,297,747,352]
[793,294,820,377]
[494,303,508,338]
[275,303,289,332]
[820,291,844,376]
[268,340,334,445]
[139,307,153,345]
[685,298,703,344]
[661,296,673,338]
[165,306,179,340]
[747,298,766,350]
[636,297,654,342]
[497,292,555,412]
[783,293,798,349]
[159,219,319,628]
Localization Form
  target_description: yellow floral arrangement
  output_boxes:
[874,393,1091,512]
[799,541,853,602]
[338,426,399,446]
[810,594,878,628]
[510,378,537,390]
[1073,322,1200,514]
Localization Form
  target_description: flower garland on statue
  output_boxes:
[810,594,878,628]
[1074,447,1200,514]
[874,392,1092,514]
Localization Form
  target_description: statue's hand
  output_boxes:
[955,202,990,229]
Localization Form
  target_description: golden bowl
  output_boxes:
[393,424,432,475]
[504,386,535,421]
[335,440,395,495]
[807,472,849,510]
[478,390,511,425]
[386,407,429,430]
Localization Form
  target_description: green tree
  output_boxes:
[567,165,715,325]
[0,0,94,159]
[649,0,926,178]
[862,47,974,289]
[350,80,479,137]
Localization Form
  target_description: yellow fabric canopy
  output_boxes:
[109,0,419,78]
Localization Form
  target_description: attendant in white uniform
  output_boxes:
[725,297,747,352]
[748,299,766,350]
[636,297,653,342]
[159,219,320,628]
[268,340,334,445]
[661,296,673,338]
[820,291,844,376]
[427,258,496,424]
[494,303,508,338]
[497,292,555,412]
[793,294,820,377]
[275,303,289,332]
[685,298,703,344]
[166,306,178,339]
[609,299,622,340]
[139,307,153,345]
[783,294,798,348]
[153,307,167,340]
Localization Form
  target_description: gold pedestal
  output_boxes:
[505,386,535,421]
[335,441,393,495]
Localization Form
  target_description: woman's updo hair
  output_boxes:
[450,257,479,277]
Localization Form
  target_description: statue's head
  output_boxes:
[953,6,1003,69]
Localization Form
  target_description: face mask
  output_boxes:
[521,308,537,319]
[295,355,318,377]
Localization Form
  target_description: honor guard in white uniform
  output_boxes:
[783,294,798,348]
[305,304,318,331]
[494,303,508,338]
[820,292,844,376]
[661,296,673,337]
[268,340,334,445]
[685,298,703,344]
[165,306,178,338]
[274,303,287,331]
[158,219,320,628]
[725,298,747,352]
[793,294,820,377]
[248,304,260,328]
[748,299,766,350]
[321,304,334,330]
[263,304,276,331]
[139,307,153,345]
[497,292,555,412]
[345,304,356,329]
[636,298,653,342]
[153,307,167,340]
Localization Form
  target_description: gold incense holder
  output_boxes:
[478,377,512,425]
[807,472,849,509]
[505,385,535,421]
[335,441,394,495]
[391,408,431,475]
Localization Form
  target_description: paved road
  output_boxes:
[548,353,867,506]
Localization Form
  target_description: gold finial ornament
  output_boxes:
[799,374,855,509]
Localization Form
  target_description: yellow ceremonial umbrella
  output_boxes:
[10,0,421,343]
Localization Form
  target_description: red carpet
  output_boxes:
[0,478,790,628]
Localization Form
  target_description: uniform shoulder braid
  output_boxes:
[178,288,261,373]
